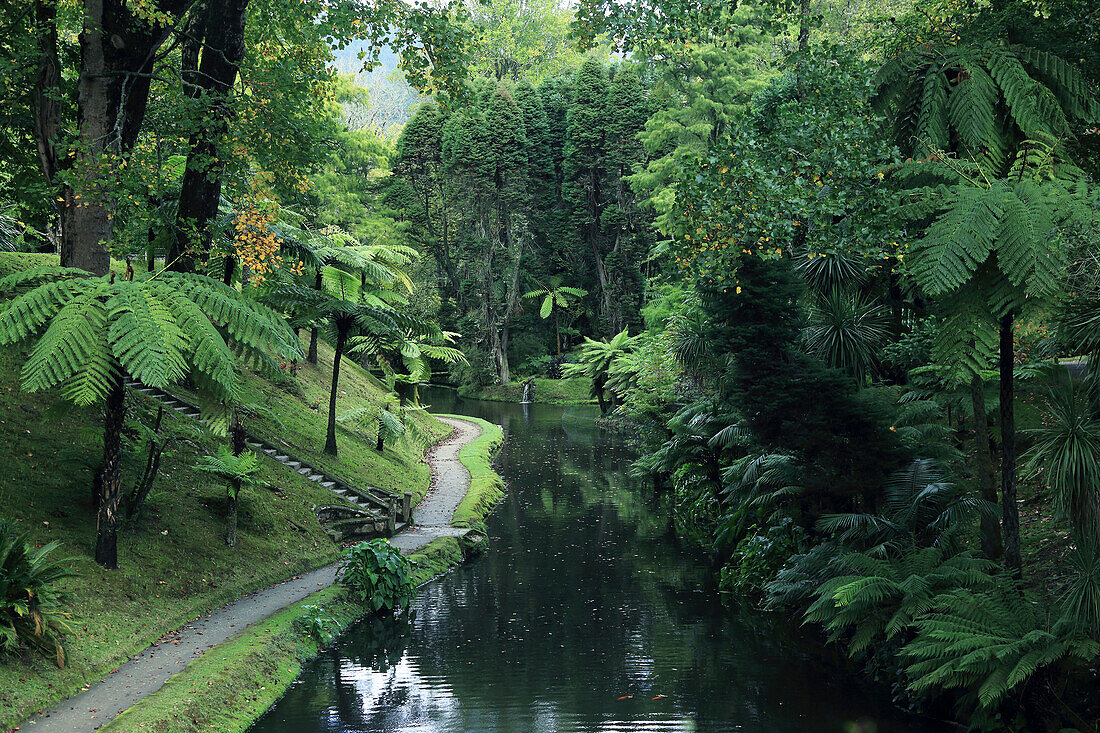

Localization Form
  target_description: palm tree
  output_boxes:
[563,328,638,414]
[0,267,299,568]
[522,277,587,356]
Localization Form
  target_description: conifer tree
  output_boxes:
[564,58,612,331]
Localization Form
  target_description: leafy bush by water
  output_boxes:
[0,519,74,666]
[338,539,414,613]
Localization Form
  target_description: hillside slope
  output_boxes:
[0,253,449,727]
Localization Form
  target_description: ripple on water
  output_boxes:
[250,391,938,733]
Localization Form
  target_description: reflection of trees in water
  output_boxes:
[257,391,934,733]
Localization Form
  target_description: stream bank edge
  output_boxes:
[102,416,505,733]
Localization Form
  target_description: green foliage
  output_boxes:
[901,580,1100,715]
[719,520,804,600]
[337,539,415,613]
[803,290,890,386]
[874,41,1099,174]
[563,328,639,412]
[292,604,342,644]
[0,268,299,427]
[806,548,996,656]
[0,519,73,667]
[194,447,265,501]
[1024,375,1100,540]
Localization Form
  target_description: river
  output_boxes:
[251,390,935,733]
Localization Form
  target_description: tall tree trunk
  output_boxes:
[325,324,348,456]
[1000,312,1022,576]
[32,0,65,248]
[226,409,247,546]
[971,375,1003,558]
[169,0,250,273]
[797,0,812,51]
[65,0,192,275]
[95,374,127,568]
[308,269,321,364]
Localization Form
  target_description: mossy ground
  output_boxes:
[94,415,505,733]
[459,375,594,405]
[0,252,448,729]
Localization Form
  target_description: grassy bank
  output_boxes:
[96,416,506,733]
[0,253,448,729]
[179,337,450,504]
[438,415,506,529]
[458,375,594,405]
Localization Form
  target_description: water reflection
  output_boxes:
[251,389,934,733]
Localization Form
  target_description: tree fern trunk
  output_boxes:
[95,374,126,568]
[223,254,235,286]
[308,268,322,364]
[594,376,608,415]
[226,483,238,547]
[1000,313,1022,576]
[325,325,347,456]
[970,375,1003,558]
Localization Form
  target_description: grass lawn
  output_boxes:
[459,375,594,405]
[218,336,451,504]
[0,252,449,728]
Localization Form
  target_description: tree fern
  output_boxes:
[806,547,996,656]
[875,41,1098,173]
[195,446,266,547]
[902,580,1100,716]
[0,266,300,568]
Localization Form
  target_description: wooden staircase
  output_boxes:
[125,379,413,542]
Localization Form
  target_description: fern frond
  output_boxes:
[21,291,115,405]
[106,282,189,388]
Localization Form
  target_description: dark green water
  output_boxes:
[251,391,935,733]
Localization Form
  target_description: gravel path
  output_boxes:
[22,416,484,732]
[390,416,482,551]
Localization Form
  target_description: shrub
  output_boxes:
[293,604,341,644]
[719,519,805,599]
[337,539,415,613]
[0,519,74,666]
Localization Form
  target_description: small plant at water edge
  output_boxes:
[293,604,341,644]
[0,519,74,667]
[338,539,415,614]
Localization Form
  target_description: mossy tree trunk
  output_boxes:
[95,373,127,568]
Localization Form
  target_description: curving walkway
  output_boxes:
[22,416,483,732]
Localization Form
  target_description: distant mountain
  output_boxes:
[330,42,425,135]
